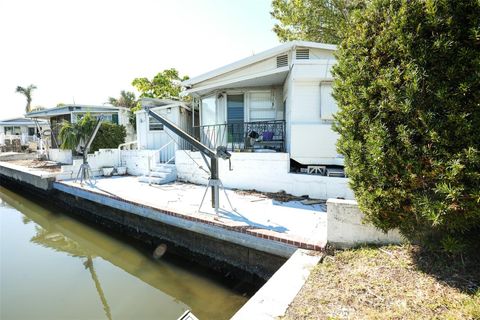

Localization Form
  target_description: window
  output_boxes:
[320,82,336,120]
[4,126,21,135]
[28,127,35,136]
[201,95,217,125]
[249,91,275,121]
[149,116,164,131]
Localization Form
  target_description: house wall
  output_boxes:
[137,109,175,150]
[175,150,354,200]
[286,60,342,165]
[136,106,191,154]
[199,86,285,126]
[118,109,136,143]
[307,47,337,60]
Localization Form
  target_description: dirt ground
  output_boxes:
[283,245,480,320]
[3,159,61,172]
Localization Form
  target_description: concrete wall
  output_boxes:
[176,150,354,200]
[47,149,73,164]
[120,149,158,176]
[58,149,120,179]
[56,148,160,179]
[0,162,55,190]
[326,199,403,248]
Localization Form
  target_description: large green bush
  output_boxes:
[60,114,126,153]
[90,122,126,152]
[333,0,480,249]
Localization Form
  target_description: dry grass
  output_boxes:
[283,245,480,320]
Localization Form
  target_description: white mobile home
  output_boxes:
[26,104,135,148]
[0,118,49,150]
[182,41,343,174]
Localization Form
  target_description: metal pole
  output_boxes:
[211,157,218,209]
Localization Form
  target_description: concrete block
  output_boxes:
[326,199,403,248]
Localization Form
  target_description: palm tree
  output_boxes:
[108,90,137,109]
[59,113,97,151]
[108,90,138,127]
[15,84,37,113]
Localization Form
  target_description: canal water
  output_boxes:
[0,186,249,320]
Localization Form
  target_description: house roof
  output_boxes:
[0,117,48,126]
[182,41,337,88]
[141,98,192,112]
[26,104,126,119]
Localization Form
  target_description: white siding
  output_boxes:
[287,61,340,165]
[195,57,278,88]
[136,106,192,152]
[320,82,336,120]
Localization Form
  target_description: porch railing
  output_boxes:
[195,120,285,152]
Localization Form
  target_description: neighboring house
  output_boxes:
[136,98,195,148]
[182,41,343,175]
[0,117,49,148]
[26,104,135,148]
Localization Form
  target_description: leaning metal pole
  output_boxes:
[75,115,104,186]
[143,103,223,210]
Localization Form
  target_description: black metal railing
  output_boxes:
[196,120,285,152]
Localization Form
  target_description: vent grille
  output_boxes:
[276,54,288,68]
[296,48,309,60]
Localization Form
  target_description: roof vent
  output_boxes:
[296,48,309,60]
[276,54,288,68]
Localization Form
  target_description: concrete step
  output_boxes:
[151,163,176,173]
[138,170,177,185]
[149,171,171,179]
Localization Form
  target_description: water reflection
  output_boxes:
[30,226,113,319]
[0,187,247,320]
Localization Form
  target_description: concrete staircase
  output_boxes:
[138,163,177,185]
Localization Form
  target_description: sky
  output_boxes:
[0,0,280,119]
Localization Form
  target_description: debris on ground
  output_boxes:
[234,189,325,204]
[2,159,62,172]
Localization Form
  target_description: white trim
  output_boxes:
[183,66,289,95]
[183,41,336,87]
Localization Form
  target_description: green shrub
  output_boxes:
[332,0,480,249]
[90,122,126,152]
[59,113,126,153]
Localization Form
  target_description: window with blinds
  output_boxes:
[149,116,164,131]
[249,92,275,122]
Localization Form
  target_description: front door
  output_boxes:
[226,94,244,146]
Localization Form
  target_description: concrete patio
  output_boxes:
[56,176,328,253]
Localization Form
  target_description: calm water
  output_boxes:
[0,186,248,320]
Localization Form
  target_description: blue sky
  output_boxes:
[0,0,280,119]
